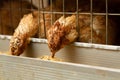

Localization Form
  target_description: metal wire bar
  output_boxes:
[106,0,108,45]
[41,0,46,38]
[31,0,33,9]
[107,13,120,16]
[63,0,65,16]
[40,11,120,15]
[20,0,22,19]
[0,14,2,34]
[50,0,53,26]
[0,6,119,16]
[40,11,76,15]
[0,6,120,16]
[38,0,41,38]
[10,0,13,33]
[93,13,120,16]
[76,0,79,37]
[90,0,93,43]
[62,0,66,31]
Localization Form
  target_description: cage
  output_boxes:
[0,0,120,80]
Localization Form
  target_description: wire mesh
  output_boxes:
[0,0,120,45]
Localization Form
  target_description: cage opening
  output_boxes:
[0,0,120,46]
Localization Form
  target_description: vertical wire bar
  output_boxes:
[10,0,13,35]
[31,0,33,11]
[76,0,79,42]
[62,0,65,29]
[0,16,2,34]
[63,0,65,16]
[50,0,53,26]
[90,0,93,43]
[41,0,46,38]
[20,0,22,19]
[0,11,2,34]
[106,0,108,45]
[38,0,41,38]
[0,17,2,34]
